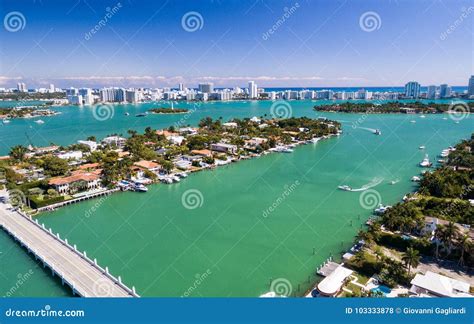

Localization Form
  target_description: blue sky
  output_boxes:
[0,0,473,88]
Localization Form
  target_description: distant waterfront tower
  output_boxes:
[248,81,258,99]
[198,83,213,93]
[468,75,474,97]
[426,85,436,99]
[439,84,451,98]
[404,81,421,99]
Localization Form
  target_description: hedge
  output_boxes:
[28,196,65,209]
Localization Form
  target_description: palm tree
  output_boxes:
[457,234,472,267]
[9,145,28,162]
[434,224,445,259]
[374,245,384,263]
[443,222,459,256]
[402,247,420,275]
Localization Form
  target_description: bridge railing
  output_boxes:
[4,209,139,297]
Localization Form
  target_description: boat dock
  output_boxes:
[0,204,138,297]
[316,258,340,277]
[36,188,120,212]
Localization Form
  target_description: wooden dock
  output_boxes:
[0,203,138,297]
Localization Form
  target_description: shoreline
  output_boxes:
[31,132,341,215]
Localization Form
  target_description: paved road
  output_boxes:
[0,192,137,297]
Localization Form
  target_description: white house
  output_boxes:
[211,143,238,154]
[102,136,127,148]
[78,140,98,151]
[409,271,472,297]
[57,151,83,160]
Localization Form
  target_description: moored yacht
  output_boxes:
[419,154,432,167]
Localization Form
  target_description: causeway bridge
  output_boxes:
[0,201,139,297]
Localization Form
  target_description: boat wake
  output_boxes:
[356,127,377,133]
[389,179,400,185]
[339,177,384,192]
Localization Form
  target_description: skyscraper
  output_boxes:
[178,83,184,91]
[198,83,213,93]
[439,84,451,98]
[468,76,474,97]
[17,82,27,92]
[248,81,258,99]
[426,85,436,99]
[404,81,421,99]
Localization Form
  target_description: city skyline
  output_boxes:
[1,0,473,88]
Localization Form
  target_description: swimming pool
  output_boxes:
[370,285,392,295]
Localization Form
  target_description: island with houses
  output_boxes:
[0,116,340,212]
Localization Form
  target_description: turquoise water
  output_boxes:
[0,100,472,297]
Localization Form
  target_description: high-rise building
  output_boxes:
[126,89,139,103]
[178,83,184,91]
[66,87,78,96]
[198,83,213,93]
[248,81,258,99]
[49,84,55,93]
[426,85,436,99]
[100,87,125,102]
[404,81,421,99]
[468,76,474,97]
[17,82,27,92]
[439,84,451,98]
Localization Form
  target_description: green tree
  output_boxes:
[402,247,420,275]
[9,145,28,162]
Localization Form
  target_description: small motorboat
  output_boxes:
[410,120,416,123]
[419,146,425,150]
[374,204,391,215]
[338,185,352,191]
[34,119,45,124]
[125,112,130,116]
[411,176,421,182]
[374,129,382,135]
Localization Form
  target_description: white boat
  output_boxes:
[34,119,45,124]
[442,117,448,120]
[374,204,391,215]
[125,112,130,116]
[419,146,425,150]
[2,118,11,124]
[161,177,173,184]
[132,183,148,192]
[275,146,293,153]
[420,115,426,118]
[411,176,421,182]
[177,172,188,178]
[171,175,180,182]
[410,120,416,123]
[311,137,321,143]
[419,154,432,167]
[438,159,445,163]
[338,185,352,191]
[374,129,382,135]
